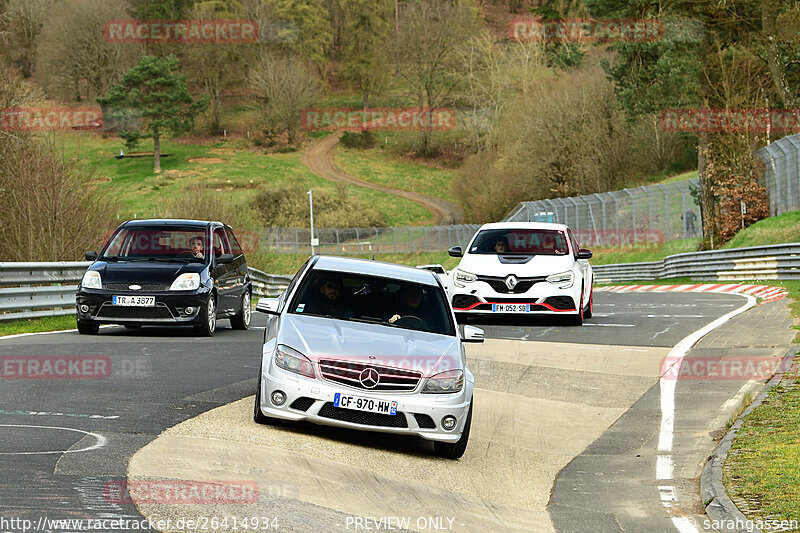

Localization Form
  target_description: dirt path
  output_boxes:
[302,132,464,224]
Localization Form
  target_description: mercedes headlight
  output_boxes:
[546,271,574,288]
[275,345,315,378]
[453,269,477,287]
[422,369,464,394]
[81,271,102,289]
[169,273,200,291]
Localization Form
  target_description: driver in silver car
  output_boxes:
[388,284,441,331]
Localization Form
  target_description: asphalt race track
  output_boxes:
[0,291,792,533]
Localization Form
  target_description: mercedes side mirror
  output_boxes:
[462,325,484,343]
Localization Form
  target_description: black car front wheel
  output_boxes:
[194,294,217,337]
[77,320,99,335]
[230,291,251,330]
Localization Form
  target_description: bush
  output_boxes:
[340,130,376,149]
[0,135,116,261]
[251,183,385,228]
[165,184,257,231]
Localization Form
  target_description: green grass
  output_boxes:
[0,314,76,336]
[724,357,800,522]
[64,133,431,226]
[335,143,457,202]
[590,239,701,265]
[723,211,800,249]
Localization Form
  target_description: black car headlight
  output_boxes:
[81,271,102,290]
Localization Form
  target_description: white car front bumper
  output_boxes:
[450,280,581,315]
[258,363,473,443]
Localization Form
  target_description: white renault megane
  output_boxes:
[254,255,483,459]
[447,222,594,325]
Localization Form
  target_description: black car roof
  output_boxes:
[121,219,216,228]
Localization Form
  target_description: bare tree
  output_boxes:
[0,0,53,77]
[248,50,321,143]
[397,0,478,155]
[35,0,140,102]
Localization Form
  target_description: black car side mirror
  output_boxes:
[448,246,463,258]
[85,251,98,261]
[576,248,593,259]
[217,253,235,264]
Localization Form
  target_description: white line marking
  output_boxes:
[657,292,756,533]
[584,323,636,327]
[0,424,106,455]
[0,325,115,341]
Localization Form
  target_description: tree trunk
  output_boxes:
[762,3,795,107]
[153,126,161,173]
[697,133,716,248]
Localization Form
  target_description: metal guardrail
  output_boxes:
[593,243,800,283]
[0,262,292,322]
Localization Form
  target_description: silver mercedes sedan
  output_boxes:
[254,255,483,459]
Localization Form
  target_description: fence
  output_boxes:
[757,133,800,216]
[0,262,291,322]
[504,179,701,246]
[593,243,800,283]
[263,225,480,254]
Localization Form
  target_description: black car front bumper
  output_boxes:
[76,288,211,325]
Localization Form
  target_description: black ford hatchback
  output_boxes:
[76,219,251,336]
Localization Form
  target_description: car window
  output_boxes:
[278,257,313,311]
[213,228,231,258]
[289,269,455,336]
[226,228,244,256]
[469,228,569,256]
[100,226,207,262]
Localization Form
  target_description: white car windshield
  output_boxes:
[469,228,569,256]
[289,269,455,336]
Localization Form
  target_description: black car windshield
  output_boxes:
[101,226,208,262]
[469,228,569,256]
[289,269,455,336]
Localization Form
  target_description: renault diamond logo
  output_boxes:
[505,275,518,290]
[128,284,141,291]
[359,367,380,389]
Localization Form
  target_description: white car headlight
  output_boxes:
[81,270,102,289]
[169,273,200,291]
[422,369,464,394]
[453,269,477,287]
[546,271,574,288]
[275,345,315,378]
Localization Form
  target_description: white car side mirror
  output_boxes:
[462,325,484,343]
[255,298,280,315]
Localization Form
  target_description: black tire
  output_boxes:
[194,294,217,337]
[584,289,593,319]
[571,290,584,326]
[77,320,99,335]
[230,291,251,330]
[124,324,142,330]
[433,400,472,460]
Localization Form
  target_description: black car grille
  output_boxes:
[318,359,422,392]
[96,303,174,320]
[414,413,436,429]
[452,294,480,309]
[476,275,546,294]
[543,296,576,310]
[289,397,316,412]
[318,402,408,428]
[103,283,169,292]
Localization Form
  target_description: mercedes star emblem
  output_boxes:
[359,367,380,389]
